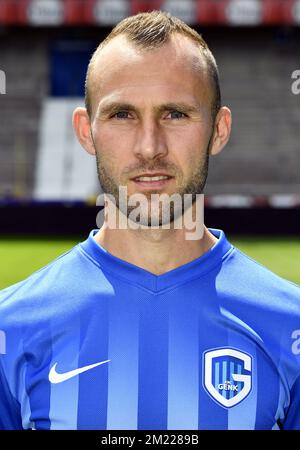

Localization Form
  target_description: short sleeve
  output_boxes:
[0,358,23,430]
[282,373,300,430]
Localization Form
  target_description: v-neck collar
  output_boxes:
[79,228,233,293]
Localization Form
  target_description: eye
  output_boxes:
[167,110,187,120]
[111,111,130,119]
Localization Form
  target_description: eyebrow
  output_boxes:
[97,101,200,117]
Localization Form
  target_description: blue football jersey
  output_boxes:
[0,228,300,430]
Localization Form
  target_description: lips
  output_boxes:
[131,173,174,190]
[131,173,173,182]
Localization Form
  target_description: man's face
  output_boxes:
[89,34,215,225]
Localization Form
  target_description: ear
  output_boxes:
[72,107,96,156]
[209,106,232,156]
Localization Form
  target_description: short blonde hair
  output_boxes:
[85,10,221,119]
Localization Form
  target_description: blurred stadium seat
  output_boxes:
[34,98,97,200]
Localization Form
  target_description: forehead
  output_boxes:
[89,34,211,111]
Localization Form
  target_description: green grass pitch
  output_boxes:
[0,235,299,290]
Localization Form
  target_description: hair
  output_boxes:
[85,10,221,120]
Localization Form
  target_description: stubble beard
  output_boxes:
[95,149,209,227]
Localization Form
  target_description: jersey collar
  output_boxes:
[79,228,233,293]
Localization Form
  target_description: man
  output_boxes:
[0,11,300,430]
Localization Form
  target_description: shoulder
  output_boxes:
[220,245,300,312]
[0,243,89,327]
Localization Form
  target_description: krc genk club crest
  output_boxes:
[203,347,252,408]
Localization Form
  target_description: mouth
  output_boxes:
[131,173,174,189]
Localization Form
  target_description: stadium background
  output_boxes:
[0,0,299,288]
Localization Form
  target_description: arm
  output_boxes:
[0,358,23,429]
[282,373,300,430]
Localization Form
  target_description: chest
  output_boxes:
[20,297,284,430]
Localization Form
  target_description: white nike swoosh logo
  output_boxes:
[49,359,110,384]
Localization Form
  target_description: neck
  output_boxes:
[94,210,217,275]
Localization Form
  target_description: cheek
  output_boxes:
[168,127,207,167]
[95,131,132,181]
[97,125,135,155]
[168,122,209,147]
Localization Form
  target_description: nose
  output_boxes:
[133,118,168,161]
